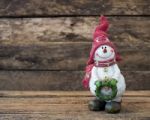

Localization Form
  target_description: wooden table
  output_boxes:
[0,91,149,120]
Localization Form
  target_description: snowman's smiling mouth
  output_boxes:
[96,53,113,59]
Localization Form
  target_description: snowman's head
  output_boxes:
[94,45,115,62]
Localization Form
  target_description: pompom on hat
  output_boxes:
[82,15,121,89]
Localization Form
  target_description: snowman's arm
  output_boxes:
[112,64,121,80]
[116,75,126,97]
[91,67,99,81]
[89,67,99,95]
[112,64,126,97]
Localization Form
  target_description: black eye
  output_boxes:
[105,46,107,49]
[102,47,103,49]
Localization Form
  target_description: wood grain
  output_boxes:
[0,17,149,71]
[0,0,149,16]
[0,17,149,44]
[0,91,149,97]
[0,71,149,90]
[0,91,149,120]
[0,43,149,71]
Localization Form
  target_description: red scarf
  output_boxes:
[94,58,116,67]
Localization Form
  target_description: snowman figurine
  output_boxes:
[82,16,126,113]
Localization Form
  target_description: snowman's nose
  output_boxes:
[103,48,107,53]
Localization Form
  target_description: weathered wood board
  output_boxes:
[0,91,149,120]
[0,43,149,71]
[0,17,149,44]
[0,16,149,90]
[0,0,149,16]
[0,17,149,71]
[0,71,149,90]
[0,0,149,91]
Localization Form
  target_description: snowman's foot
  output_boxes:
[88,99,106,111]
[105,101,121,114]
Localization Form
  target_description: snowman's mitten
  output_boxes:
[110,79,118,86]
[95,81,102,88]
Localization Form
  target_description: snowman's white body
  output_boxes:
[89,45,126,102]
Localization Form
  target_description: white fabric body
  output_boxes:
[89,45,126,102]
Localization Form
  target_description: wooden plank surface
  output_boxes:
[0,71,149,90]
[0,43,149,71]
[0,91,149,97]
[0,17,149,43]
[0,17,149,71]
[0,0,149,16]
[0,1,149,92]
[0,91,149,120]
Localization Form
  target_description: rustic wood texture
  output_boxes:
[0,71,149,90]
[0,1,149,91]
[0,0,149,16]
[0,91,149,120]
[0,91,149,97]
[0,17,149,44]
[0,17,149,71]
[0,43,149,71]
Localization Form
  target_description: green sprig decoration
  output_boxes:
[95,78,118,101]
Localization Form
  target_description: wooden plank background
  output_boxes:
[0,91,149,119]
[0,0,149,90]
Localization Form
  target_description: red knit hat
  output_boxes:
[82,16,121,89]
[87,16,121,65]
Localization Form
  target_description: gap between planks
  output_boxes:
[0,91,149,98]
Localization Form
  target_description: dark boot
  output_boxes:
[88,99,106,111]
[105,101,121,113]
